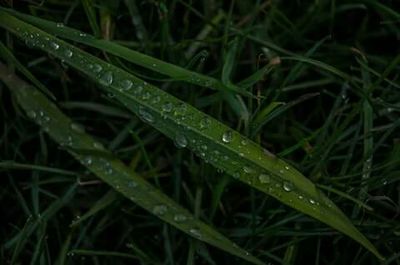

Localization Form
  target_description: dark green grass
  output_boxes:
[1,1,399,264]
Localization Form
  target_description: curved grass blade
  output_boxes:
[0,62,264,265]
[0,13,384,260]
[0,7,249,97]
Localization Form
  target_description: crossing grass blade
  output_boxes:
[0,62,264,265]
[0,11,384,260]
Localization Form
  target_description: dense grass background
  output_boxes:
[1,0,399,264]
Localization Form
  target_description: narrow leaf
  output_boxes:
[0,12,384,260]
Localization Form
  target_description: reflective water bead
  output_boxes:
[173,214,187,222]
[64,49,73,57]
[258,174,271,184]
[222,130,233,143]
[93,142,104,150]
[138,107,154,123]
[283,181,293,192]
[91,64,103,73]
[50,42,59,50]
[99,71,113,86]
[174,133,188,148]
[152,205,167,215]
[120,80,133,91]
[27,110,37,119]
[189,228,202,238]
[199,117,211,130]
[70,123,85,133]
[162,102,173,112]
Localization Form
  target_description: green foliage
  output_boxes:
[1,1,399,264]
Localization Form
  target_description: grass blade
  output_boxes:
[0,12,384,260]
[0,62,264,265]
[0,7,248,97]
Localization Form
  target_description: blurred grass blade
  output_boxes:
[0,41,55,100]
[0,12,384,260]
[0,63,264,265]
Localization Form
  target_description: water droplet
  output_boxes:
[174,133,188,148]
[152,205,167,215]
[27,110,37,119]
[99,71,113,86]
[128,181,137,188]
[233,171,241,179]
[91,64,103,73]
[138,107,154,123]
[162,102,173,113]
[189,228,202,238]
[222,130,233,143]
[199,117,211,130]
[243,166,254,174]
[93,142,104,150]
[141,92,151,100]
[70,123,85,133]
[83,156,93,166]
[263,148,276,158]
[283,181,293,192]
[174,104,187,116]
[56,23,64,28]
[173,214,187,222]
[50,42,59,50]
[120,80,133,91]
[241,139,248,146]
[151,96,161,104]
[64,49,73,57]
[258,174,271,184]
[309,199,316,204]
[285,165,290,170]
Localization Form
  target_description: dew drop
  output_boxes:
[91,64,103,73]
[64,49,73,58]
[309,199,316,205]
[151,96,161,104]
[27,110,37,119]
[222,130,233,143]
[233,171,241,179]
[70,123,85,133]
[83,156,93,166]
[153,205,167,215]
[243,166,255,174]
[120,79,133,91]
[93,142,104,150]
[174,104,187,116]
[138,107,154,123]
[174,133,188,148]
[56,23,64,28]
[50,42,59,50]
[173,214,187,222]
[283,181,293,192]
[189,228,202,238]
[258,174,271,184]
[128,181,137,188]
[199,117,211,130]
[162,102,173,113]
[99,71,113,86]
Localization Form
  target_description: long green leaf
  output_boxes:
[0,12,384,260]
[0,7,247,97]
[0,62,264,265]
